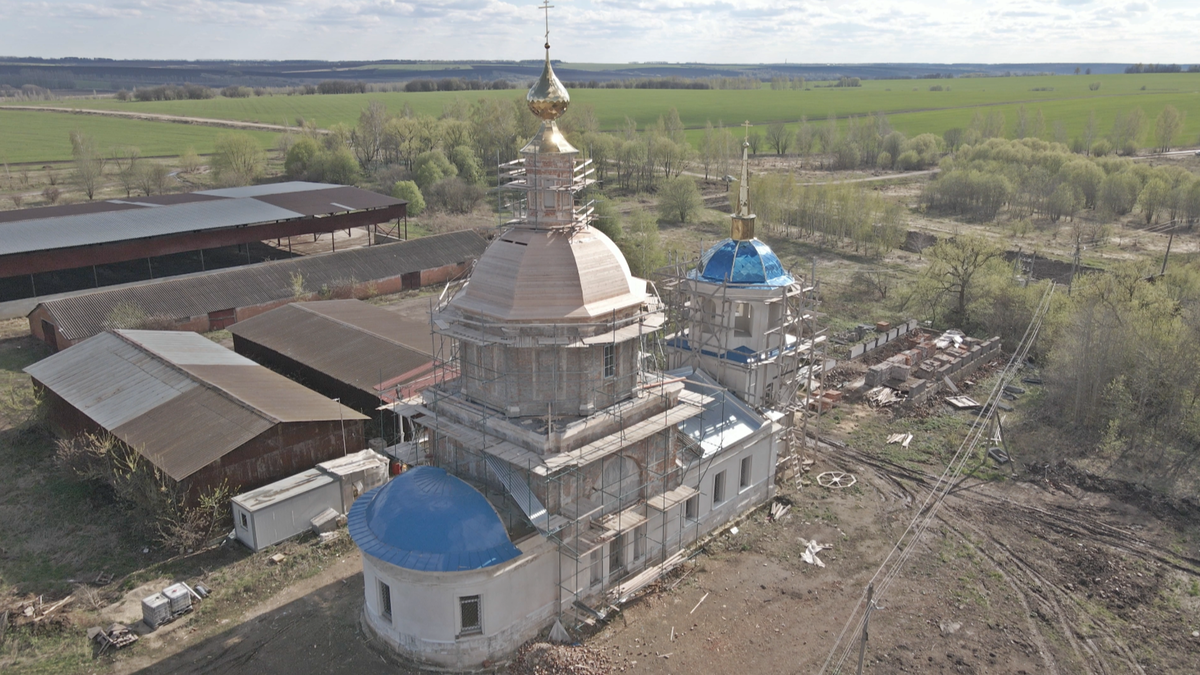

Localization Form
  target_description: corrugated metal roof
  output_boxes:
[25,331,197,430]
[0,201,140,223]
[253,185,404,216]
[37,230,488,342]
[0,182,404,257]
[229,300,433,396]
[196,182,343,198]
[25,329,365,481]
[0,198,304,257]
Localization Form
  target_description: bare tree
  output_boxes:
[70,131,105,200]
[351,100,389,169]
[211,132,265,187]
[111,146,140,198]
[766,122,793,155]
[1155,105,1185,152]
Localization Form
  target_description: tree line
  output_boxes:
[924,133,1200,234]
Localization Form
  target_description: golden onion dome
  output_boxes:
[527,49,570,121]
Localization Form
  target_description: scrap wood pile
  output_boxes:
[6,594,74,630]
[88,623,138,654]
[509,642,615,675]
[768,499,792,522]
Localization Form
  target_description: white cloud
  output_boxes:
[0,0,1196,63]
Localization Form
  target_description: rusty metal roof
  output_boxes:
[229,300,433,397]
[34,230,488,342]
[25,329,365,481]
[0,182,404,257]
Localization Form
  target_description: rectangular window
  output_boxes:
[589,549,603,587]
[379,581,392,622]
[239,512,248,529]
[633,524,646,561]
[713,471,727,505]
[603,344,616,378]
[610,533,625,575]
[734,302,752,337]
[459,595,481,635]
[684,494,699,521]
[740,456,753,490]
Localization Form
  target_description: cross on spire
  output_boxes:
[540,0,555,49]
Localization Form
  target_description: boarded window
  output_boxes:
[740,456,753,489]
[459,595,481,635]
[713,471,727,505]
[379,581,392,622]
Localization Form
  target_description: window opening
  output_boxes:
[603,343,616,378]
[684,494,699,520]
[734,302,752,337]
[379,581,392,622]
[713,470,727,505]
[459,595,482,635]
[740,456,753,489]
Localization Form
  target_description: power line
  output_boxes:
[818,281,1055,675]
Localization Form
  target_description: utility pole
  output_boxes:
[856,583,875,675]
[1161,228,1175,276]
[335,397,347,456]
[1068,236,1080,296]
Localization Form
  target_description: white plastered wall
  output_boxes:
[361,535,559,670]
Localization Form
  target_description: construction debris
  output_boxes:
[89,623,138,654]
[689,592,709,615]
[946,396,981,409]
[268,553,287,566]
[816,471,857,489]
[886,433,913,446]
[508,642,614,675]
[769,501,792,522]
[867,386,902,407]
[801,540,833,567]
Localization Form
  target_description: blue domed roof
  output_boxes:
[348,466,522,572]
[691,238,794,288]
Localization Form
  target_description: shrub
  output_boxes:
[390,180,425,216]
[427,177,484,214]
[656,175,702,223]
[41,186,60,204]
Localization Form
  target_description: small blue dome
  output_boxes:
[348,466,521,572]
[691,239,794,288]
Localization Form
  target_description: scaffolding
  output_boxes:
[655,250,829,484]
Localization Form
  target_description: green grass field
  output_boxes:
[4,73,1199,163]
[0,110,280,164]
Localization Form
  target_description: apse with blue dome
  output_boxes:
[691,238,794,288]
[349,466,522,572]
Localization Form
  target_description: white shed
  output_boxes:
[232,469,342,552]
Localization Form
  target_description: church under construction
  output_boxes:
[347,23,825,671]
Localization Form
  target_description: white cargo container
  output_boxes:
[162,583,192,614]
[317,449,389,512]
[231,469,341,552]
[142,593,170,629]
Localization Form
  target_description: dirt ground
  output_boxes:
[48,427,1196,675]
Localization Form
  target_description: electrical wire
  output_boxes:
[817,281,1055,674]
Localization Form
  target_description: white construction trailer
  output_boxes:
[231,449,388,552]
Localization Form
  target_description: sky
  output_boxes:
[2,0,1198,64]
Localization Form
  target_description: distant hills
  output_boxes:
[0,58,1153,93]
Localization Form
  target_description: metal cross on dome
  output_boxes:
[540,0,555,48]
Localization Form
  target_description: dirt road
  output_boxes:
[0,105,309,133]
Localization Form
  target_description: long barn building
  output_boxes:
[27,229,487,351]
[0,182,406,297]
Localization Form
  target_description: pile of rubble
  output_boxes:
[864,330,1001,403]
[509,642,616,675]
